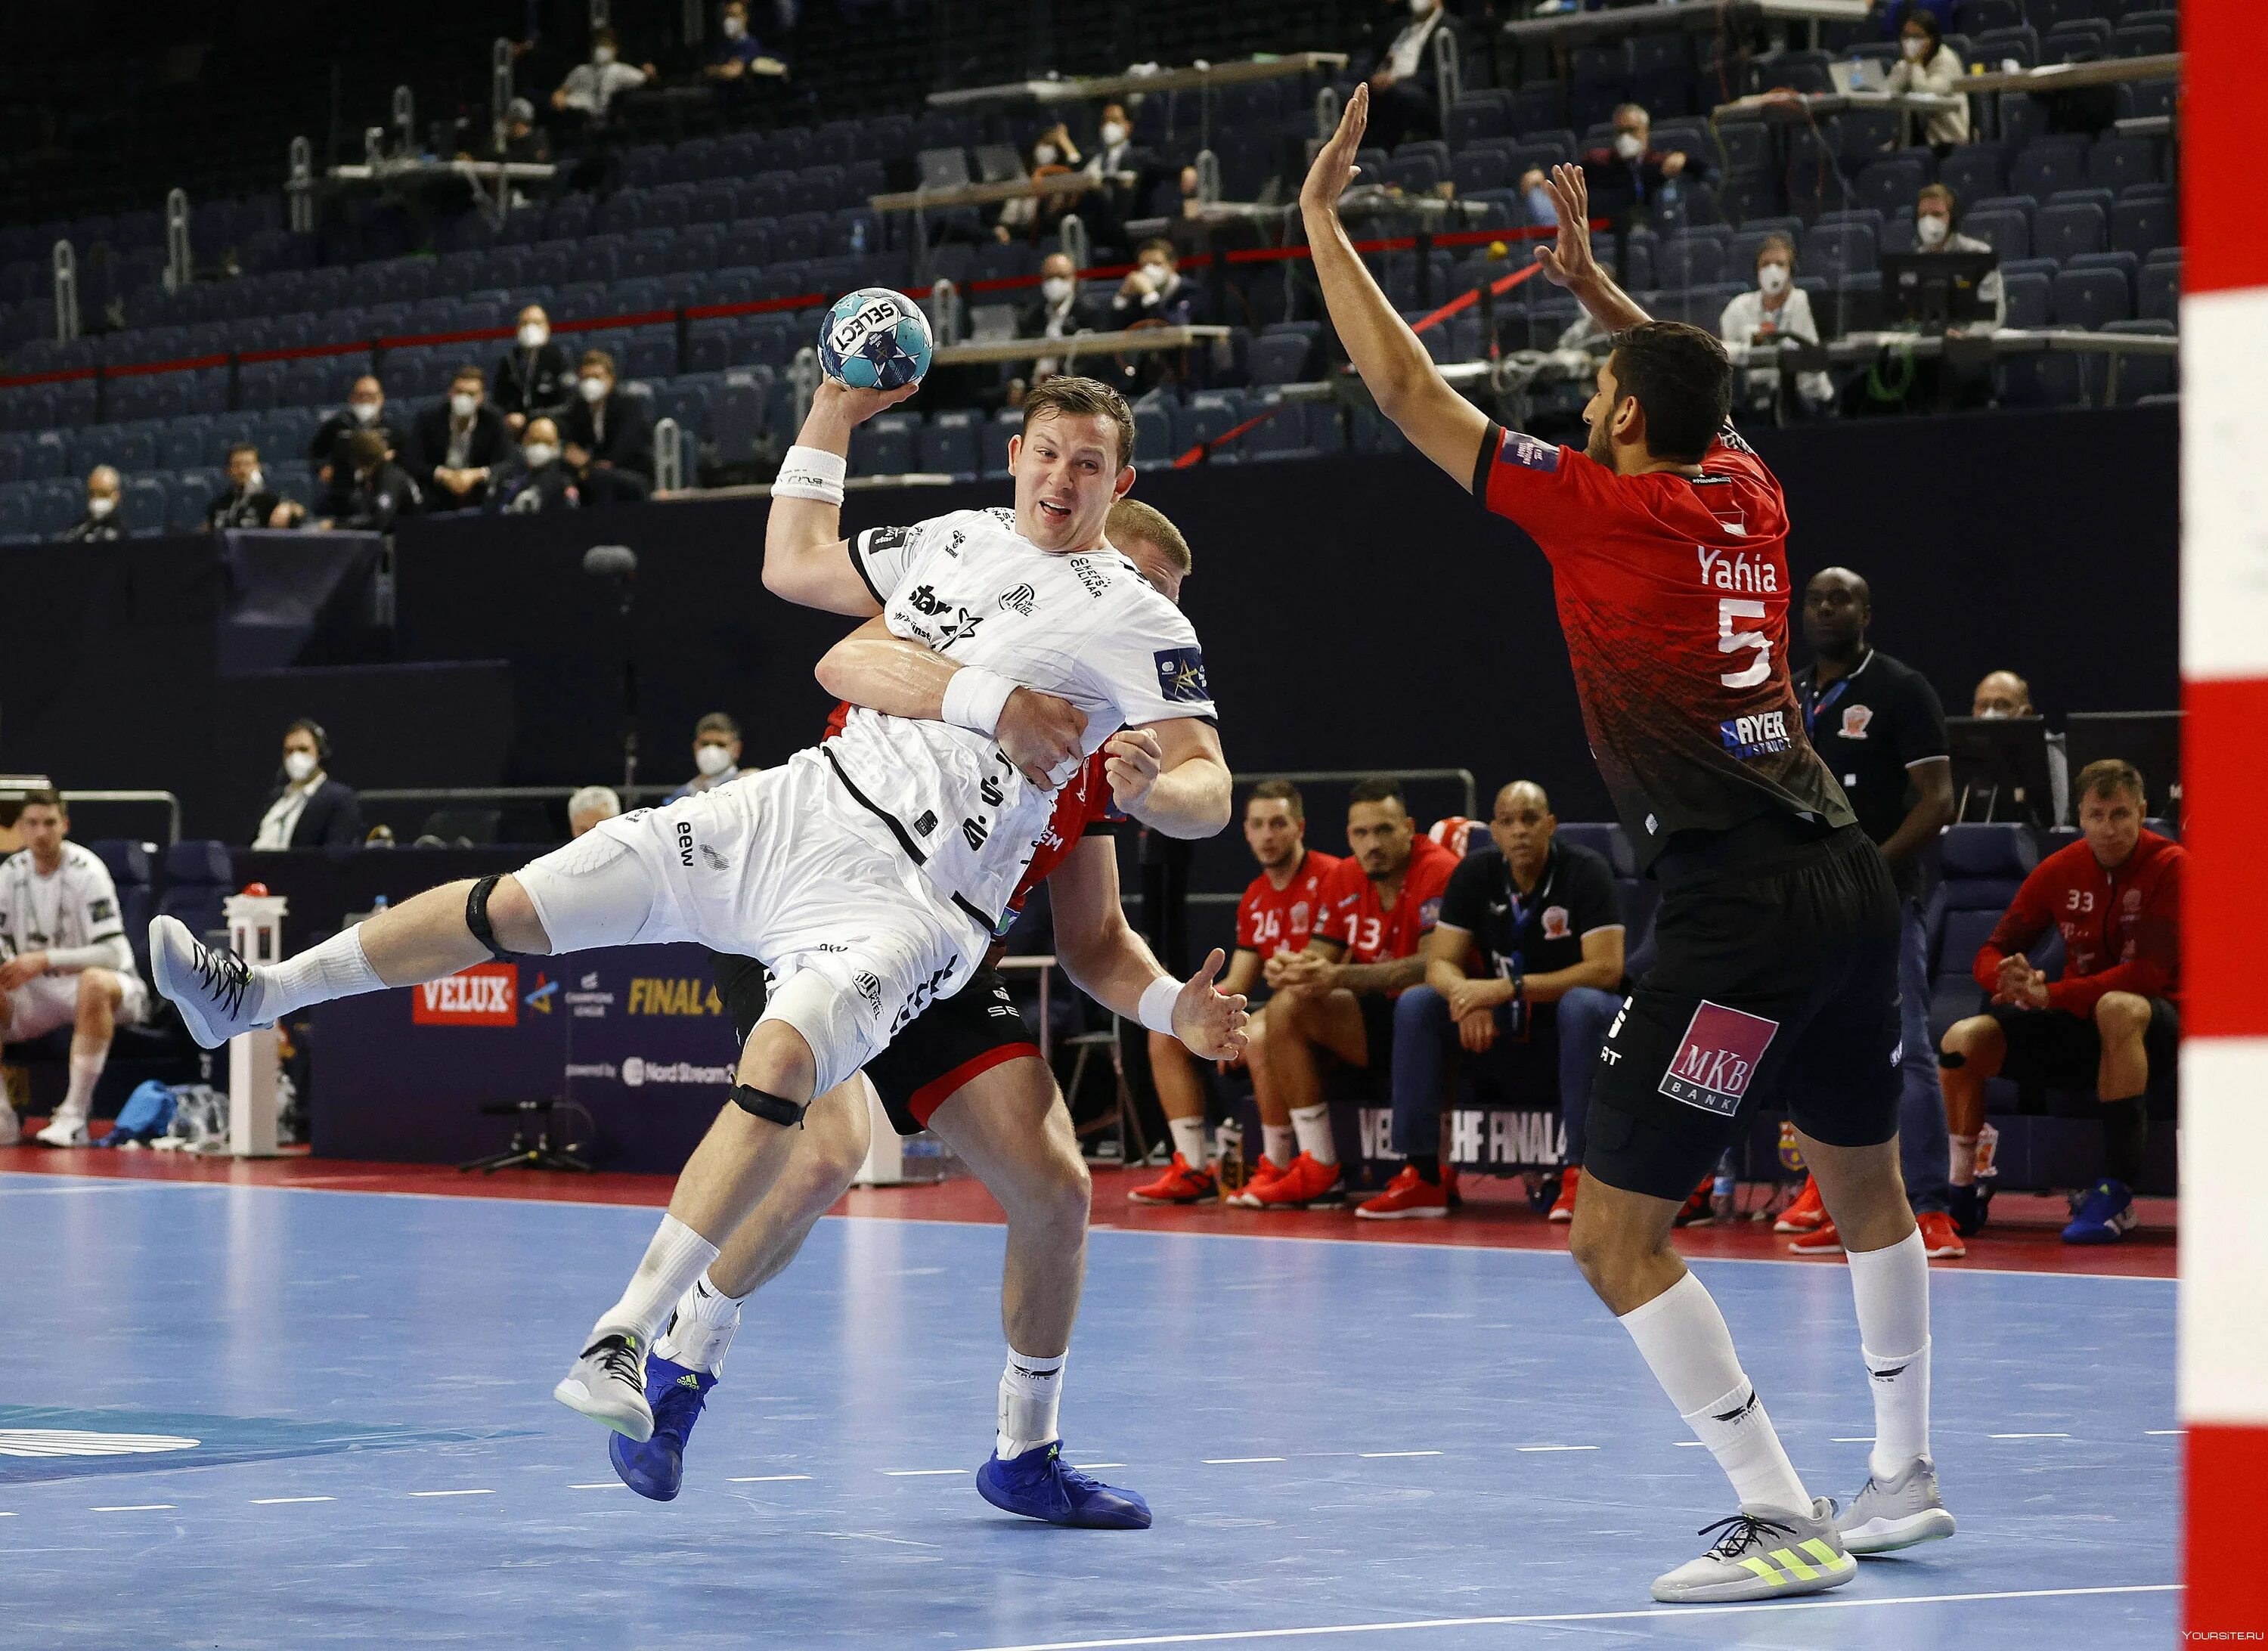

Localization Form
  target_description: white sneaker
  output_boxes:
[1652,1498,1857,1604]
[1834,1456,1957,1554]
[34,1118,90,1148]
[553,1330,653,1442]
[149,915,267,1049]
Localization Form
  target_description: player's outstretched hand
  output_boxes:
[812,376,921,428]
[1533,162,1600,291]
[1299,82,1369,222]
[1101,727,1165,814]
[1173,948,1250,1062]
[998,688,1087,787]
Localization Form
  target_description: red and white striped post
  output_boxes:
[2180,2,2268,1634]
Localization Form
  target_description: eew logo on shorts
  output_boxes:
[1658,1001,1780,1117]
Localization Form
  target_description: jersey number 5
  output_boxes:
[1717,598,1772,689]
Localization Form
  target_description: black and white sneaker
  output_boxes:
[553,1331,653,1442]
[148,915,266,1049]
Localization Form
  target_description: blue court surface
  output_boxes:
[6,1172,2177,1648]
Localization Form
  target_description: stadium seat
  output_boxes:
[1854,153,1929,221]
[2137,255,2180,323]
[2000,271,2052,329]
[1452,149,1512,197]
[2102,318,2176,404]
[122,473,167,536]
[2114,16,2176,57]
[2036,200,2107,263]
[1447,94,1511,149]
[1656,235,1723,289]
[1962,207,2031,262]
[2043,19,2115,62]
[2087,135,2160,194]
[916,410,981,483]
[2053,266,2130,330]
[1173,393,1244,464]
[2110,194,2177,259]
[848,409,916,478]
[1249,331,1314,386]
[1801,221,1877,281]
[2009,139,2090,201]
[1996,349,2087,408]
[0,485,34,541]
[1972,25,2039,68]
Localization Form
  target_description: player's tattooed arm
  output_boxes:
[1105,720,1231,839]
[762,378,918,616]
[1298,84,1493,493]
[1048,838,1250,1061]
[1331,951,1428,998]
[1533,162,1650,336]
[816,615,1086,785]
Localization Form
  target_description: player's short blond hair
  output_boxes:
[1105,498,1191,575]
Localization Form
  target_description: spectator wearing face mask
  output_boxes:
[561,349,653,506]
[412,365,510,512]
[1580,104,1711,224]
[490,417,581,514]
[1972,668,2070,825]
[309,376,402,517]
[1882,11,1969,152]
[496,306,574,435]
[705,0,787,104]
[667,713,744,801]
[253,719,363,850]
[1361,0,1468,154]
[1719,234,1834,413]
[60,466,125,543]
[1517,167,1560,229]
[1914,184,2005,333]
[206,443,284,531]
[996,124,1080,243]
[551,28,655,130]
[1080,102,1158,255]
[1018,252,1104,380]
[323,429,421,532]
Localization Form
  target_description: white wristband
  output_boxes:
[940,665,1018,738]
[775,444,847,504]
[1137,975,1180,1037]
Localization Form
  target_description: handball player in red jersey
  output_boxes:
[1300,86,1952,1603]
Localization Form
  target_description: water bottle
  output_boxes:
[850,218,868,257]
[1709,1151,1737,1223]
[372,894,388,912]
[1973,1123,2000,1182]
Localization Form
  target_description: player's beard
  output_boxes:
[1584,420,1614,468]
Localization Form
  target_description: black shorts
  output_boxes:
[1585,819,1903,1202]
[1359,991,1399,1068]
[1988,996,2180,1092]
[711,953,1040,1137]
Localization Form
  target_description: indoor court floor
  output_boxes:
[5,1153,2178,1649]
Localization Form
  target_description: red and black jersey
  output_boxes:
[1235,848,1343,959]
[1473,422,1853,866]
[1312,835,1459,974]
[1975,830,2184,1013]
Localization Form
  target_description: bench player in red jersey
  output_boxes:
[608,500,1222,1530]
[1302,89,1948,1603]
[1131,779,1342,1203]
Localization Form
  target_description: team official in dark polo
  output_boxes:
[1791,568,1963,1259]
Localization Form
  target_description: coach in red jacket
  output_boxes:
[1938,758,2182,1245]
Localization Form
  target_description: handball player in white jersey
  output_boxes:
[148,372,1245,1442]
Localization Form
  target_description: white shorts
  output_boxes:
[513,750,987,1096]
[3,967,150,1042]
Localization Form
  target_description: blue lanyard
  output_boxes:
[1803,675,1850,739]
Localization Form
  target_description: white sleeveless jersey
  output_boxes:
[826,506,1216,931]
[0,842,126,960]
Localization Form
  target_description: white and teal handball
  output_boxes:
[818,287,933,391]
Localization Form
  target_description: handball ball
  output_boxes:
[818,288,933,391]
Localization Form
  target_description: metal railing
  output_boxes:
[60,789,183,846]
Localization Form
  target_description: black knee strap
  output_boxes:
[732,1084,806,1128]
[1937,1049,1966,1070]
[465,875,517,962]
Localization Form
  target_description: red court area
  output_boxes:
[0,1140,2174,1280]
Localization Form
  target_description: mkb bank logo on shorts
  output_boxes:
[1659,1001,1780,1117]
[620,1057,735,1089]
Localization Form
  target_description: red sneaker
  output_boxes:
[1355,1165,1451,1220]
[1240,1150,1344,1209]
[1127,1153,1217,1206]
[1789,1219,1845,1256]
[1547,1169,1580,1224]
[1774,1174,1828,1234]
[1673,1176,1717,1228]
[1227,1154,1287,1208]
[1916,1209,1967,1260]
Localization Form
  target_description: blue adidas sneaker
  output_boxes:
[609,1355,716,1501]
[2062,1179,2136,1245]
[976,1442,1151,1529]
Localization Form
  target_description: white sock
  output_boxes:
[593,1214,721,1347]
[1167,1115,1209,1169]
[1262,1123,1295,1166]
[1619,1271,1811,1517]
[1947,1132,1978,1188]
[652,1272,745,1374]
[57,1045,107,1128]
[1846,1228,1932,1481]
[1290,1102,1337,1166]
[257,926,383,1021]
[996,1348,1066,1458]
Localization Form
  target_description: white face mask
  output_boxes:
[1099,121,1128,147]
[1758,263,1790,296]
[87,494,116,519]
[593,44,617,65]
[519,321,549,349]
[578,375,609,403]
[241,468,264,493]
[1917,213,1950,248]
[1903,36,1927,59]
[694,743,735,778]
[451,392,479,419]
[1410,0,1434,15]
[721,14,745,38]
[1033,143,1058,166]
[1041,275,1073,304]
[350,399,380,424]
[283,750,318,783]
[522,442,558,469]
[1977,706,2009,720]
[1614,131,1645,161]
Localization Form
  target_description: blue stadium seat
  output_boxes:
[1962,207,2031,261]
[0,485,34,541]
[1656,235,1724,288]
[1995,349,2087,407]
[1972,25,2039,68]
[2102,318,2176,404]
[2053,266,2130,330]
[2137,255,2179,323]
[1854,153,1929,220]
[2114,17,2175,57]
[2043,18,2114,62]
[1250,331,1313,386]
[684,321,733,376]
[1801,221,1878,280]
[2110,194,2176,259]
[1452,149,1512,197]
[122,473,167,535]
[982,407,1021,480]
[2009,138,2090,200]
[916,410,981,483]
[170,469,221,531]
[2028,0,2115,29]
[1999,270,2052,329]
[1172,392,1244,465]
[1509,82,1566,135]
[32,479,81,538]
[1447,93,1511,149]
[1716,172,1781,225]
[2088,134,2160,193]
[850,411,916,476]
[2036,200,2106,262]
